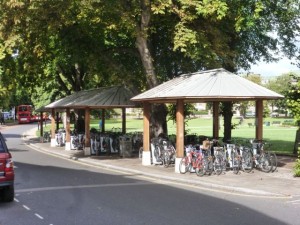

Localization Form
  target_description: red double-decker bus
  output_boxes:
[17,105,33,124]
[17,105,48,123]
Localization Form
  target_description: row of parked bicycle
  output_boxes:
[149,137,278,176]
[43,128,143,154]
[43,129,85,150]
[179,139,278,176]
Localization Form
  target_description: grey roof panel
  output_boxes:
[46,86,138,109]
[131,68,284,102]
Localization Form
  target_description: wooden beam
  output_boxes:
[85,108,90,148]
[213,101,219,139]
[122,108,126,134]
[40,111,43,143]
[142,102,151,165]
[143,102,150,152]
[176,99,184,158]
[65,108,71,143]
[56,112,59,131]
[101,109,105,132]
[50,108,56,147]
[255,100,263,140]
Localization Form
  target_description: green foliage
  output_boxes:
[0,0,146,103]
[1,0,300,117]
[167,103,196,124]
[266,73,296,114]
[294,147,300,177]
[286,74,300,126]
[194,110,209,115]
[244,74,262,85]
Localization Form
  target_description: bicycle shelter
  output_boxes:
[42,86,140,153]
[130,68,284,173]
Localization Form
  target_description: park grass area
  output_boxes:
[42,117,297,155]
[170,117,296,155]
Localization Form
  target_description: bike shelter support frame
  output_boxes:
[50,108,56,147]
[122,108,126,134]
[84,107,91,155]
[142,101,151,166]
[213,101,220,139]
[255,100,263,141]
[175,99,184,173]
[64,108,71,150]
[39,111,44,143]
[138,98,265,174]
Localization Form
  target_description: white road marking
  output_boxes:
[14,198,19,202]
[16,182,152,193]
[287,199,300,203]
[23,205,30,210]
[35,213,44,219]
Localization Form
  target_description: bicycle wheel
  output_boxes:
[204,156,214,175]
[232,152,240,174]
[163,150,171,168]
[260,154,273,173]
[154,146,161,162]
[195,158,205,177]
[138,147,143,160]
[241,151,253,173]
[269,152,278,172]
[213,155,223,175]
[179,156,190,174]
[44,132,50,142]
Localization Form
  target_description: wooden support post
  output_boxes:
[122,108,126,134]
[85,108,90,148]
[101,109,105,132]
[50,109,56,147]
[176,99,184,158]
[56,112,59,131]
[40,111,43,143]
[213,101,219,139]
[255,100,263,140]
[175,99,184,173]
[65,108,71,150]
[142,102,151,165]
[83,108,91,156]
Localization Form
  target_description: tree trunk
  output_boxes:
[222,102,233,142]
[135,0,167,137]
[135,0,158,89]
[150,104,168,138]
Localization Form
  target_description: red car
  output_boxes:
[0,132,14,202]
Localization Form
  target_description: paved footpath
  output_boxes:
[19,127,300,198]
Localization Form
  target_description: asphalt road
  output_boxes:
[0,123,299,225]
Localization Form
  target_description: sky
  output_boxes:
[240,57,300,77]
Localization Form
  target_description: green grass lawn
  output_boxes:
[42,117,298,155]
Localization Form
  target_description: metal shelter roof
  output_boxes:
[131,68,284,103]
[45,86,139,109]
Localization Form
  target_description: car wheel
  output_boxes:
[2,185,14,202]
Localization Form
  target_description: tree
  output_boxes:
[286,74,300,176]
[286,74,300,154]
[149,0,300,139]
[266,73,296,115]
[1,0,300,139]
